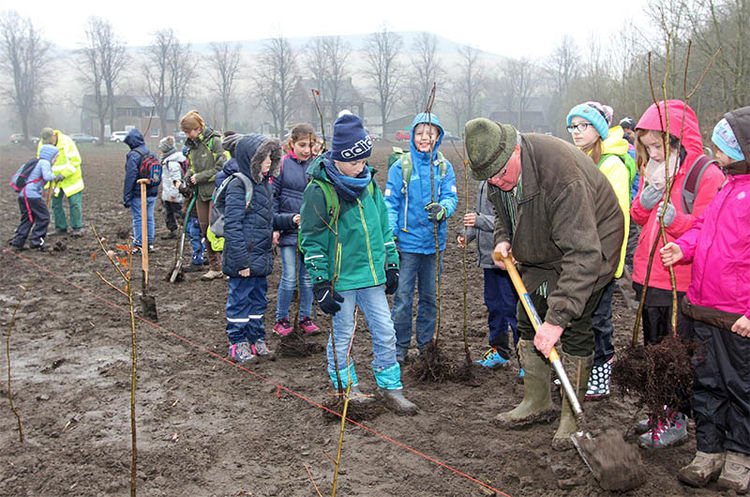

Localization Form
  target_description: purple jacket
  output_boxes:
[676,173,750,319]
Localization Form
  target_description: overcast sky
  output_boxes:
[15,0,650,58]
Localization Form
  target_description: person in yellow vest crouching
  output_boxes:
[38,128,84,237]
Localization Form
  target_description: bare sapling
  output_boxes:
[6,282,33,442]
[91,223,139,497]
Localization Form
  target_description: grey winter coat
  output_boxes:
[464,180,497,269]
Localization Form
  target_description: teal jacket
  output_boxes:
[299,158,399,292]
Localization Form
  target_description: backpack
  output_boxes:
[682,154,720,214]
[10,158,40,192]
[134,149,162,186]
[209,172,255,238]
[388,147,448,195]
[602,152,637,188]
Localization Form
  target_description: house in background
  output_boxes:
[81,95,183,138]
[488,96,552,134]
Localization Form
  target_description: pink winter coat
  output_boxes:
[676,173,750,319]
[630,100,725,292]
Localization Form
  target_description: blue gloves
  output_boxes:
[656,201,676,227]
[639,184,663,210]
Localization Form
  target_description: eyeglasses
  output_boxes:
[566,122,591,134]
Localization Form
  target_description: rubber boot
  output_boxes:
[552,349,592,450]
[377,388,418,416]
[495,339,556,427]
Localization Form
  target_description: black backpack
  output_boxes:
[10,158,40,192]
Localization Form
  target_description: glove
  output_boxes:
[425,202,447,223]
[385,267,399,294]
[313,282,345,315]
[639,184,663,210]
[656,201,676,227]
[54,174,64,182]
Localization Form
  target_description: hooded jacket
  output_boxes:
[221,134,295,278]
[184,126,227,202]
[590,126,631,278]
[161,150,185,203]
[300,158,399,292]
[123,129,158,207]
[14,145,57,199]
[384,112,458,254]
[488,134,624,330]
[676,106,750,320]
[464,180,498,269]
[37,130,84,197]
[273,151,312,246]
[631,100,725,292]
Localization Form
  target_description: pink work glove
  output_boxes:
[534,322,564,358]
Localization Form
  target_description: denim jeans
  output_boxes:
[592,280,616,366]
[391,251,443,357]
[484,268,519,359]
[327,285,398,378]
[226,276,268,344]
[186,215,205,264]
[129,195,156,247]
[275,245,313,321]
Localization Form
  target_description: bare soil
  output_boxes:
[0,142,721,496]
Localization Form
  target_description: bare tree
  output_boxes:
[546,35,580,98]
[255,36,299,137]
[208,42,241,130]
[0,11,50,144]
[503,57,541,130]
[169,41,195,132]
[362,27,403,137]
[305,36,351,123]
[79,17,125,141]
[405,33,444,113]
[453,45,485,126]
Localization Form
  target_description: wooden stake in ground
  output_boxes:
[137,179,157,321]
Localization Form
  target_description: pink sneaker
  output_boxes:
[299,316,320,334]
[273,318,293,336]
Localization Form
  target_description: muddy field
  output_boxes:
[0,141,719,496]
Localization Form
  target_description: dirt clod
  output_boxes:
[575,429,646,491]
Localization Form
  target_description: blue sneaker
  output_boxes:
[477,348,510,369]
[519,368,525,378]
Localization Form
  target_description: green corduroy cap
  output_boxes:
[464,118,518,181]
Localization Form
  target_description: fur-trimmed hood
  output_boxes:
[235,134,282,183]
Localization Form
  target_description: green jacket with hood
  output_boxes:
[185,126,227,201]
[299,158,399,292]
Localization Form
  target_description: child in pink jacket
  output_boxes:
[662,107,750,494]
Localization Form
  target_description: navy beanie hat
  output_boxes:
[330,114,372,162]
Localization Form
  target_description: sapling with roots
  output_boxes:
[5,281,33,443]
[91,224,139,497]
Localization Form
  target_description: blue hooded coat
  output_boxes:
[13,145,57,198]
[384,112,458,253]
[221,134,295,278]
[123,129,158,207]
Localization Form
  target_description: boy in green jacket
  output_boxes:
[299,114,417,415]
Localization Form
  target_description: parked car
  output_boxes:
[110,131,128,143]
[176,131,187,142]
[395,130,410,141]
[71,133,99,143]
[10,133,39,144]
[367,131,381,142]
[443,131,461,142]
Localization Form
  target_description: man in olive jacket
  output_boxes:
[464,118,623,449]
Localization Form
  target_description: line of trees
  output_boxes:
[1,1,747,144]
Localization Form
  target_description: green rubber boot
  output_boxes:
[495,339,556,427]
[552,349,593,450]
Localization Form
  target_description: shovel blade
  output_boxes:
[140,293,158,321]
[571,429,646,491]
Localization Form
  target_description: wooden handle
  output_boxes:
[139,182,149,286]
[136,178,150,184]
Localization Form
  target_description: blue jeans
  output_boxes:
[129,195,156,247]
[484,268,519,359]
[275,245,313,321]
[226,276,268,344]
[327,286,398,377]
[186,215,205,264]
[392,251,443,357]
[592,280,616,366]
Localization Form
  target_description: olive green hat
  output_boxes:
[40,127,56,144]
[464,118,518,181]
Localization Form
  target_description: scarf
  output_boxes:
[324,157,372,202]
[644,154,678,190]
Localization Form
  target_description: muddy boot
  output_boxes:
[717,450,750,494]
[495,339,556,428]
[201,249,224,280]
[377,388,418,415]
[552,349,592,450]
[678,451,724,488]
